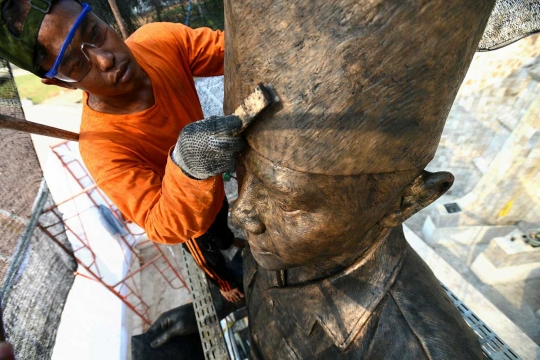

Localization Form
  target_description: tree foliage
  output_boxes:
[86,0,224,36]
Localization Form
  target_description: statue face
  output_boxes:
[231,147,417,271]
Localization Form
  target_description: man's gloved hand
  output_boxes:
[172,115,244,180]
[148,304,198,348]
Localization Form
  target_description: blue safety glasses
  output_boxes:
[45,3,108,83]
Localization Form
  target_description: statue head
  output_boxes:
[233,147,454,271]
[225,0,495,271]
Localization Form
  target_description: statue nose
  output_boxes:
[231,174,267,235]
[231,206,266,235]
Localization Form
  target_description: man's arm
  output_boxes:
[167,23,225,77]
[94,152,225,244]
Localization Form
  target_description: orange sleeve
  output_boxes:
[168,23,224,77]
[95,148,225,244]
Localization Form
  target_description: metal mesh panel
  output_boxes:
[0,58,40,283]
[0,59,77,360]
[479,0,540,51]
[1,184,76,360]
[442,284,522,360]
[181,246,230,360]
[0,58,24,118]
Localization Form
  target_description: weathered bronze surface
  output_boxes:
[224,1,494,175]
[225,0,495,359]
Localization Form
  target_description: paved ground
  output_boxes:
[406,200,540,348]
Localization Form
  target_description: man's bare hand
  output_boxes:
[220,288,244,303]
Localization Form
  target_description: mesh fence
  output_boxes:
[0,58,24,118]
[1,185,76,360]
[0,58,36,285]
[0,58,76,359]
[479,0,540,51]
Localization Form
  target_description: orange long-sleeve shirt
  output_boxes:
[79,23,226,245]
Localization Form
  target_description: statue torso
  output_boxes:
[244,230,484,360]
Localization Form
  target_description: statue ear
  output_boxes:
[380,170,454,228]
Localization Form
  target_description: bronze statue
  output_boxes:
[224,0,496,358]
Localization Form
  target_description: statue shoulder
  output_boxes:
[388,248,484,360]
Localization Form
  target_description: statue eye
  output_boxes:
[276,201,301,214]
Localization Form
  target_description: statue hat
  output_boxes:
[224,0,495,175]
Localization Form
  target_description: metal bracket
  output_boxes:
[181,246,230,360]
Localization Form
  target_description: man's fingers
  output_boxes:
[220,288,245,303]
[158,317,174,333]
[204,158,236,177]
[220,289,234,302]
[232,288,244,300]
[147,315,170,334]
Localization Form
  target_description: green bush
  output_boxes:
[13,75,62,104]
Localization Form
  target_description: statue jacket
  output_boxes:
[243,228,484,360]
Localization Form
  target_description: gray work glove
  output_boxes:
[172,115,244,180]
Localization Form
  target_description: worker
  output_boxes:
[0,0,244,303]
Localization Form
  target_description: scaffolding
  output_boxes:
[37,141,190,325]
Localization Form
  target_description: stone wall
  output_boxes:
[426,34,540,197]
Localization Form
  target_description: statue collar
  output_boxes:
[264,229,407,351]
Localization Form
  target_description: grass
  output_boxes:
[13,74,63,104]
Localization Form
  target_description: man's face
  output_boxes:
[38,0,141,96]
[231,147,417,271]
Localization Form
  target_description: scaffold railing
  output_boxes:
[37,141,190,325]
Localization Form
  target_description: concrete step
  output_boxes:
[422,215,516,246]
[403,225,540,360]
[470,229,540,284]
